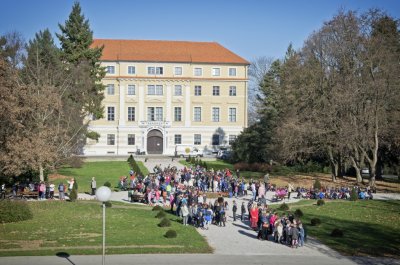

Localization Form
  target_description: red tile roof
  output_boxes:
[92,39,249,65]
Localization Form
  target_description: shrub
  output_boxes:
[155,211,166,218]
[294,209,304,218]
[331,228,344,237]
[104,201,112,208]
[350,187,358,201]
[158,217,171,227]
[278,202,289,211]
[313,179,322,190]
[69,188,78,202]
[165,229,177,238]
[0,200,33,223]
[104,181,112,188]
[317,199,325,206]
[310,218,321,226]
[152,205,164,211]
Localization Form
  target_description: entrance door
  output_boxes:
[147,129,163,154]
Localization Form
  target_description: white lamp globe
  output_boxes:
[96,186,112,202]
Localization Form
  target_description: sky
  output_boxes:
[1,0,399,61]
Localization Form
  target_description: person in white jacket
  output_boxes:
[180,202,189,226]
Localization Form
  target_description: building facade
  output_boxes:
[84,39,249,156]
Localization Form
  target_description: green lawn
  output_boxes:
[0,201,211,256]
[179,160,264,178]
[272,200,400,258]
[56,161,149,193]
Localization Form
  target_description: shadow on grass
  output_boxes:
[304,213,400,259]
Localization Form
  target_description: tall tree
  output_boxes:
[56,2,105,118]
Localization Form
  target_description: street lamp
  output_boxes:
[96,186,112,265]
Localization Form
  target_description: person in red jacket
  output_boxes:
[249,203,259,230]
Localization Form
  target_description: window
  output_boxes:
[229,68,237,76]
[212,68,220,76]
[194,68,202,76]
[106,84,115,95]
[147,66,163,75]
[194,86,202,96]
[212,86,220,96]
[174,85,182,96]
[212,134,220,145]
[229,135,237,145]
[229,86,237,96]
[107,107,115,121]
[147,85,163,95]
[174,134,182,144]
[194,107,201,122]
[229,108,237,122]
[174,67,182,75]
[147,107,163,121]
[128,66,135,74]
[106,66,115,74]
[127,85,135,95]
[174,107,182,122]
[128,107,135,121]
[194,134,201,145]
[107,134,115,145]
[128,134,135,145]
[212,107,220,122]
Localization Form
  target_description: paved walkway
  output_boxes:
[74,158,400,265]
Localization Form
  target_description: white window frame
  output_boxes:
[174,85,182,96]
[127,107,135,121]
[174,107,182,122]
[229,67,237,77]
[229,86,237,96]
[128,134,135,145]
[107,134,115,145]
[229,107,237,122]
[147,107,163,121]
[174,134,182,145]
[212,86,220,96]
[106,66,115,74]
[107,106,115,121]
[194,85,202,96]
[194,134,201,145]
[147,85,163,95]
[147,66,164,75]
[212,68,221,76]
[194,107,201,122]
[174,66,183,76]
[127,65,136,75]
[194,67,203,76]
[212,107,220,122]
[127,84,136,95]
[106,84,115,95]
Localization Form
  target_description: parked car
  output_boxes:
[218,150,232,160]
[175,145,203,157]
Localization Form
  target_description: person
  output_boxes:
[67,178,74,193]
[298,223,305,247]
[180,202,189,226]
[264,173,270,190]
[91,177,97,196]
[49,183,55,199]
[287,183,294,200]
[39,182,46,200]
[58,182,65,200]
[232,200,237,221]
[249,203,259,230]
[241,202,246,221]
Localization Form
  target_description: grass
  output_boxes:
[0,201,211,256]
[271,200,400,258]
[55,161,149,193]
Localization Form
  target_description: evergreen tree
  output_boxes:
[56,2,105,118]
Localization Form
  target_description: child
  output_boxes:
[219,208,226,227]
[298,223,305,247]
[232,200,237,221]
[291,223,299,248]
[241,202,246,221]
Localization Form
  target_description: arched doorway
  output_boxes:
[147,129,163,154]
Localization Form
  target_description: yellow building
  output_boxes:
[84,39,249,155]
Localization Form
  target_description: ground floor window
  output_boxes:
[229,135,237,145]
[128,134,135,145]
[107,134,115,145]
[174,134,182,144]
[194,134,201,145]
[212,134,220,145]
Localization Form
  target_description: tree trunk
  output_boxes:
[328,148,337,182]
[39,164,44,182]
[350,157,362,183]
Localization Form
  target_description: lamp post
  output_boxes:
[96,186,112,265]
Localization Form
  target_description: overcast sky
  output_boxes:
[1,0,399,61]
